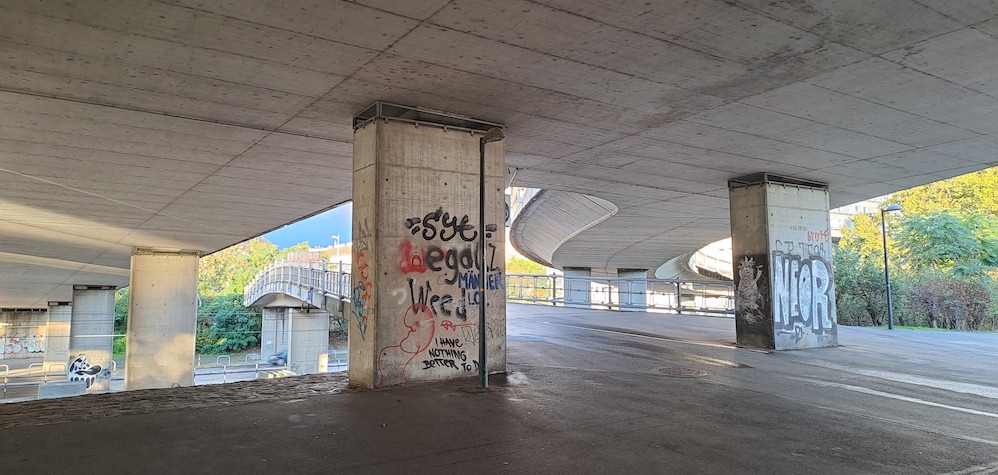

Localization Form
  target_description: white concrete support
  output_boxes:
[69,286,116,370]
[260,307,288,359]
[563,267,592,308]
[125,250,199,390]
[729,180,838,350]
[617,269,649,311]
[349,119,507,389]
[288,308,329,375]
[43,301,72,370]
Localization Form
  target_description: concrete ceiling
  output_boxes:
[1,0,997,306]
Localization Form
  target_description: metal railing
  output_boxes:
[245,260,734,316]
[689,250,734,280]
[244,260,352,308]
[506,274,734,315]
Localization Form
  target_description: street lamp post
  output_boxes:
[881,204,902,330]
[479,127,505,389]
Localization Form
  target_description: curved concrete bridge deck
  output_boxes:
[3,303,996,474]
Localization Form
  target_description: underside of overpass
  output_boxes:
[3,0,998,309]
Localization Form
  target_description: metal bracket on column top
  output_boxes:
[728,172,828,191]
[353,101,504,134]
[132,248,201,257]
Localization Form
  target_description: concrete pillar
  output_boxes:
[260,307,288,359]
[0,310,48,361]
[43,301,72,371]
[563,267,592,308]
[617,269,649,311]
[349,114,506,389]
[69,286,116,370]
[125,249,199,390]
[288,308,329,375]
[729,175,838,350]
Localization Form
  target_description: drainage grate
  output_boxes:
[655,367,711,378]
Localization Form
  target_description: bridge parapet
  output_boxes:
[243,260,352,309]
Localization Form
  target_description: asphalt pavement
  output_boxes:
[1,303,996,474]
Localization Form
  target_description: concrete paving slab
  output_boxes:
[2,304,996,474]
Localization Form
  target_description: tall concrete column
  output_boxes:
[44,301,72,370]
[125,249,199,390]
[563,267,592,308]
[260,307,288,358]
[288,308,329,375]
[617,269,649,311]
[349,104,506,389]
[69,286,116,369]
[729,174,838,350]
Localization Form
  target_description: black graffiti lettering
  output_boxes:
[437,337,462,348]
[425,246,445,272]
[460,361,481,372]
[488,243,498,272]
[459,247,474,274]
[458,215,477,242]
[455,297,468,321]
[406,208,480,243]
[427,348,467,362]
[445,249,460,284]
[437,294,453,317]
[408,278,431,308]
[422,358,460,370]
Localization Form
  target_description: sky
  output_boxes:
[263,202,352,248]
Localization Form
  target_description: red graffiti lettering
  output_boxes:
[399,240,429,274]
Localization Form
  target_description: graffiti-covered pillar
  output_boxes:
[69,286,116,371]
[728,174,838,350]
[349,102,507,389]
[44,301,72,370]
[288,308,330,375]
[125,249,199,390]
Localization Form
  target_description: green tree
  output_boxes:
[897,212,998,277]
[892,168,998,217]
[506,255,548,274]
[197,294,262,354]
[199,239,310,296]
[506,255,552,300]
[113,287,129,354]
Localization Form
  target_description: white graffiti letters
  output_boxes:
[772,252,834,332]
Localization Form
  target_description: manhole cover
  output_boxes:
[656,367,710,378]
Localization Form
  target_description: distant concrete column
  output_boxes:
[617,269,649,312]
[563,267,592,308]
[69,286,116,370]
[43,301,72,370]
[288,308,329,375]
[349,112,506,389]
[260,307,288,359]
[729,174,838,350]
[125,249,199,390]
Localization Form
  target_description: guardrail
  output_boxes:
[244,260,352,308]
[245,260,733,316]
[689,250,734,280]
[506,274,734,315]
